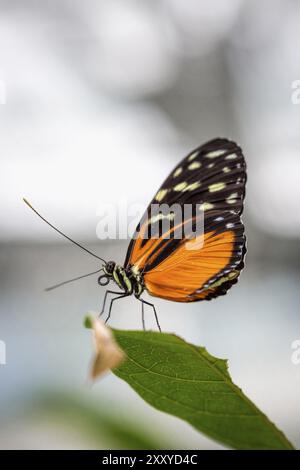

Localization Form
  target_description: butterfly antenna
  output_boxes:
[23,198,106,263]
[45,268,103,291]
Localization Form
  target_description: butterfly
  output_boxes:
[24,138,246,331]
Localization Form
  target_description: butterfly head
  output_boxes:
[97,261,116,286]
[104,261,116,275]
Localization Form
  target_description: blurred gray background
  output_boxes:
[1,0,300,449]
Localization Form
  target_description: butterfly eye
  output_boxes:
[98,275,110,286]
[105,261,116,274]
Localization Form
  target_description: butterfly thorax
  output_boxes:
[103,261,144,297]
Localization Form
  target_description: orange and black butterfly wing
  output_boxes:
[142,210,246,302]
[124,138,246,302]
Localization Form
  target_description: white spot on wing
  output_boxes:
[174,181,188,192]
[199,202,214,211]
[188,161,201,170]
[173,167,182,178]
[184,181,201,191]
[209,182,226,192]
[206,149,226,158]
[225,153,238,160]
[155,189,168,202]
[226,192,238,204]
[188,151,198,161]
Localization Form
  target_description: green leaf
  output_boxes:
[112,329,294,450]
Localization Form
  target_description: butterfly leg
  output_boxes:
[138,298,161,332]
[105,293,129,325]
[99,290,123,317]
[141,301,146,331]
